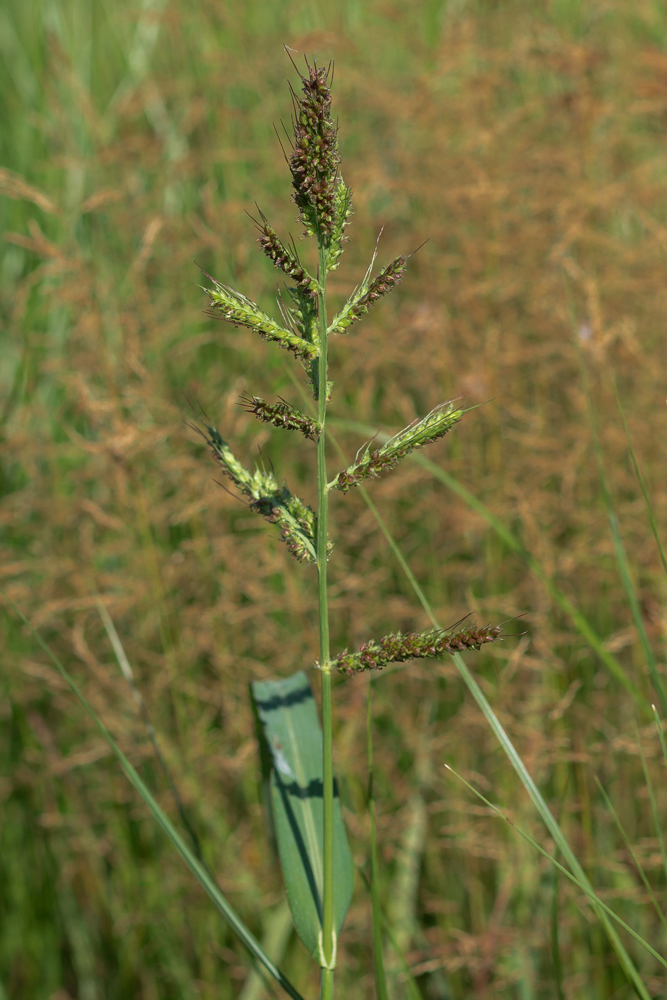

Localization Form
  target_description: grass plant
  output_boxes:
[2,2,667,998]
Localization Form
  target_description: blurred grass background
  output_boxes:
[2,0,667,997]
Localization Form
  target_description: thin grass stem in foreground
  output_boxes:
[445,765,666,975]
[594,777,667,934]
[614,383,667,579]
[1,593,307,1000]
[334,463,652,996]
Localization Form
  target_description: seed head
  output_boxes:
[196,422,331,563]
[332,401,463,493]
[254,211,318,295]
[240,393,321,441]
[289,61,340,241]
[329,622,503,675]
[328,255,408,336]
[204,274,318,360]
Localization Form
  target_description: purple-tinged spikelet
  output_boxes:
[329,623,503,675]
[328,255,408,336]
[289,61,340,240]
[332,401,463,493]
[240,393,321,441]
[254,212,318,295]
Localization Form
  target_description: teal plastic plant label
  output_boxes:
[252,671,354,958]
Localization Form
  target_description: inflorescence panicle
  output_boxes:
[197,422,329,563]
[329,623,503,675]
[289,60,341,243]
[240,393,321,441]
[328,254,408,336]
[332,401,463,493]
[204,273,318,360]
[253,210,318,295]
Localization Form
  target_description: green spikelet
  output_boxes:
[198,423,330,563]
[329,623,503,675]
[205,277,318,360]
[331,401,463,493]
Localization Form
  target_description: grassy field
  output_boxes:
[2,0,667,997]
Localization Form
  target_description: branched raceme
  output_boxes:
[197,57,501,665]
[328,623,503,675]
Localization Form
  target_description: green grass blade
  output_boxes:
[98,601,207,865]
[329,418,647,711]
[2,594,308,1000]
[356,866,425,1000]
[334,488,652,997]
[594,776,667,932]
[367,678,389,1000]
[450,652,650,996]
[577,356,667,716]
[652,704,667,771]
[446,766,667,974]
[635,729,667,887]
[551,859,565,1000]
[251,672,354,961]
[614,383,667,578]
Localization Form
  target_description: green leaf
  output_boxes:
[252,671,354,959]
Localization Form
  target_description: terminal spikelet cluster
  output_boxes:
[332,401,463,493]
[330,623,503,675]
[240,393,321,441]
[289,61,341,241]
[329,255,408,335]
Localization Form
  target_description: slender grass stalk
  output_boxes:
[576,348,667,717]
[316,237,335,999]
[652,704,667,770]
[445,765,667,974]
[1,593,307,1000]
[335,463,652,996]
[594,777,667,933]
[98,602,206,865]
[614,383,667,578]
[367,678,389,1000]
[550,859,565,1000]
[635,728,667,888]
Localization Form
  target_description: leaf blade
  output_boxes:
[252,671,354,958]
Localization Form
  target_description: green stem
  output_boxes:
[368,679,389,1000]
[316,239,335,991]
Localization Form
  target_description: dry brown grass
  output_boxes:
[2,2,667,997]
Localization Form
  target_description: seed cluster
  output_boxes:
[255,215,318,295]
[330,623,503,675]
[240,393,321,441]
[289,63,340,240]
[333,402,463,493]
[206,279,318,360]
[329,255,408,335]
[199,423,328,563]
[250,490,321,564]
